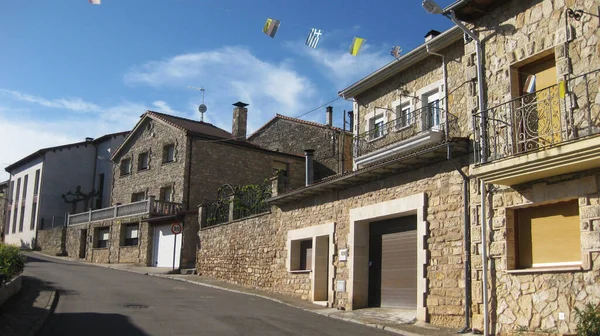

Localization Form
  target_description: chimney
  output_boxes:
[347,111,354,131]
[326,106,333,127]
[85,137,94,142]
[304,149,315,186]
[232,101,248,140]
[424,29,441,43]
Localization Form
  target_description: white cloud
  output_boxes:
[288,41,392,89]
[0,89,101,113]
[124,46,317,123]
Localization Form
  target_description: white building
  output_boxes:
[3,132,127,248]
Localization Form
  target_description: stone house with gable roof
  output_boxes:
[65,103,305,269]
[248,109,354,182]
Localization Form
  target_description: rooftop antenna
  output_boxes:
[188,86,207,122]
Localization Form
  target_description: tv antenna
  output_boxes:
[188,86,207,122]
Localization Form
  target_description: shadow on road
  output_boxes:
[0,276,52,336]
[41,311,148,336]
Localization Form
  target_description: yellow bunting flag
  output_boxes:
[262,18,281,38]
[559,80,566,98]
[348,37,365,56]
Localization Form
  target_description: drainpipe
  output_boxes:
[186,137,193,211]
[447,146,471,334]
[425,46,448,116]
[444,10,489,335]
[304,149,315,186]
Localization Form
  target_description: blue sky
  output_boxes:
[0,0,456,180]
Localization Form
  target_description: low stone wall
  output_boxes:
[36,227,66,256]
[0,275,22,307]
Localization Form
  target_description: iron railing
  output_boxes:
[67,197,183,225]
[204,182,272,228]
[353,103,459,158]
[474,69,600,163]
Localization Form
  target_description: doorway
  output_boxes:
[152,224,181,268]
[368,216,417,308]
[79,229,87,259]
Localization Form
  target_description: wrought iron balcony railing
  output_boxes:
[67,197,183,225]
[473,69,600,164]
[353,104,459,158]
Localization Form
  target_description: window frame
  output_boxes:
[131,191,146,203]
[395,103,413,130]
[289,238,313,272]
[33,169,40,196]
[30,202,37,231]
[95,227,110,248]
[159,186,173,202]
[163,144,175,163]
[368,114,386,141]
[121,223,139,247]
[138,152,149,171]
[120,158,132,176]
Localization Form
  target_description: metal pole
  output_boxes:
[172,232,177,271]
[481,180,489,336]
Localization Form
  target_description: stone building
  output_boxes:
[198,1,600,334]
[198,25,473,327]
[248,108,353,181]
[65,103,305,269]
[463,0,600,334]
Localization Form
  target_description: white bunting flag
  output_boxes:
[305,28,322,49]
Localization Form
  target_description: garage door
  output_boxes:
[369,216,417,308]
[153,224,182,268]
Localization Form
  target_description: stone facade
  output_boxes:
[35,227,66,256]
[111,118,188,206]
[199,159,470,327]
[248,115,353,180]
[66,214,152,265]
[467,1,600,334]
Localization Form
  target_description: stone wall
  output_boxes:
[111,118,187,206]
[65,214,152,265]
[472,169,600,335]
[187,139,305,208]
[354,38,469,144]
[199,158,470,327]
[36,227,66,256]
[181,213,199,268]
[248,117,353,180]
[468,1,600,334]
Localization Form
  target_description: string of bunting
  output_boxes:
[262,17,401,58]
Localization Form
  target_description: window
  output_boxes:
[95,227,110,248]
[15,178,21,203]
[5,210,10,236]
[120,158,131,176]
[95,173,104,209]
[513,200,581,269]
[122,223,139,246]
[138,152,149,171]
[18,205,25,232]
[290,238,313,271]
[33,169,40,195]
[163,144,175,163]
[131,192,146,202]
[395,104,412,128]
[30,203,37,230]
[159,186,173,202]
[9,181,14,203]
[11,206,17,233]
[368,114,385,140]
[22,175,28,200]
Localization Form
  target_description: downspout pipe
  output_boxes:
[425,45,448,116]
[443,10,489,335]
[447,146,471,334]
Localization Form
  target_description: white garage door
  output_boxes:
[153,224,182,268]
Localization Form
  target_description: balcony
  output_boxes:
[473,69,600,185]
[354,105,460,167]
[67,196,183,225]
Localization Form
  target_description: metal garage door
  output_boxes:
[369,216,417,308]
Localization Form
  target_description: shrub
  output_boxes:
[0,244,26,281]
[575,302,600,336]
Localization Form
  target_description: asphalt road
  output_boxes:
[25,253,394,336]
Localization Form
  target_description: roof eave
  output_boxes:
[338,26,463,100]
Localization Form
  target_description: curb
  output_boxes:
[26,288,59,336]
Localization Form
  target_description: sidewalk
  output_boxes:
[0,274,57,336]
[30,252,473,336]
